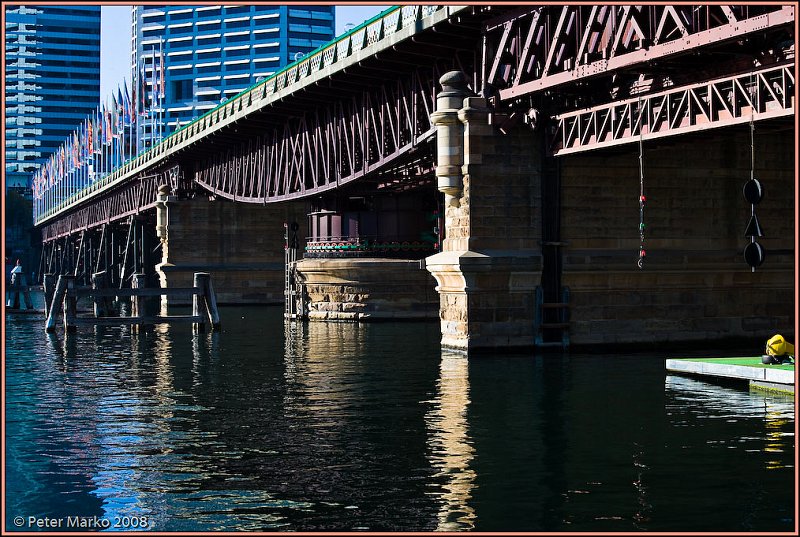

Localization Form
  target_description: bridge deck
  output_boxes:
[35,6,467,227]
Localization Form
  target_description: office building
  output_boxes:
[132,5,336,145]
[5,5,101,192]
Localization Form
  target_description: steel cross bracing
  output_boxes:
[551,63,795,155]
[40,167,183,242]
[194,68,441,203]
[482,5,794,100]
[33,5,472,227]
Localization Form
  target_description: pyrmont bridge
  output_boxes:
[33,5,795,351]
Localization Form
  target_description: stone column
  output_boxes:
[155,184,177,313]
[426,72,543,352]
[430,71,467,210]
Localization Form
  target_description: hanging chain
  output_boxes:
[637,93,646,269]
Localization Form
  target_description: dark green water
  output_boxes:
[4,306,795,532]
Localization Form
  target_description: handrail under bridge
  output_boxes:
[34,5,467,227]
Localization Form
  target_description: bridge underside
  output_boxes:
[557,120,794,347]
[36,4,794,351]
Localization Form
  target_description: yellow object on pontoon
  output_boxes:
[765,334,794,357]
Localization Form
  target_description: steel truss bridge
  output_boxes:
[37,4,794,245]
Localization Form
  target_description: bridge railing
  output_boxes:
[34,5,458,227]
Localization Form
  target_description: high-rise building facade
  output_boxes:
[132,5,335,146]
[5,5,101,192]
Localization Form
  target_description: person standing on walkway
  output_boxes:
[8,259,32,309]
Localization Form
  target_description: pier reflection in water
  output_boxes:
[5,306,795,532]
[424,352,476,531]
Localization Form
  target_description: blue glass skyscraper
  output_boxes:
[132,5,335,147]
[5,5,101,192]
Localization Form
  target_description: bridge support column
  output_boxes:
[155,187,307,306]
[426,72,542,352]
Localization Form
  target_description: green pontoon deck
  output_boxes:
[666,357,795,395]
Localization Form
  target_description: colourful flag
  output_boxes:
[123,80,132,124]
[72,133,79,168]
[140,64,148,115]
[85,120,90,157]
[131,75,137,118]
[105,105,112,144]
[87,118,93,155]
[95,110,102,152]
[116,87,124,132]
[159,48,165,97]
[111,94,119,138]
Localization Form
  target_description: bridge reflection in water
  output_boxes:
[4,308,795,531]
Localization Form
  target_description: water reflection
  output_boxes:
[5,311,794,532]
[424,351,476,531]
[764,407,792,471]
[665,374,795,472]
[278,319,440,530]
[630,442,653,528]
[282,320,369,424]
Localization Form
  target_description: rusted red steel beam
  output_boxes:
[40,170,182,242]
[550,63,795,155]
[483,5,794,100]
[194,67,440,203]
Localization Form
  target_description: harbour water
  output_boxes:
[4,304,795,532]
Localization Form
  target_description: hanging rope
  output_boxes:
[637,93,646,269]
[748,71,756,272]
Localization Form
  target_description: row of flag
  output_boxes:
[33,45,166,216]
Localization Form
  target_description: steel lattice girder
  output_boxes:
[550,63,795,155]
[40,168,183,243]
[193,67,442,203]
[33,6,476,228]
[482,5,794,100]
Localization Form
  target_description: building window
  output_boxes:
[224,19,250,30]
[196,36,222,46]
[168,11,193,22]
[196,21,221,31]
[225,33,250,44]
[171,79,192,101]
[224,6,251,15]
[225,47,251,59]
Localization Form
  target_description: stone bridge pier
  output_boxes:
[425,71,794,353]
[155,188,307,306]
[426,72,543,351]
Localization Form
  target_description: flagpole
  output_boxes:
[122,87,127,164]
[158,40,162,144]
[104,99,108,178]
[134,58,138,156]
[83,118,88,190]
[150,46,154,149]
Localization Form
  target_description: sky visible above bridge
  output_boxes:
[100,4,390,106]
